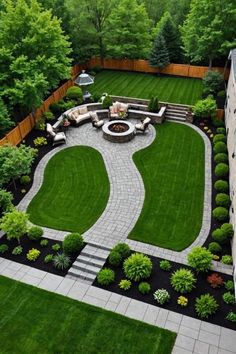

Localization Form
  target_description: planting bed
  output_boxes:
[0,234,84,276]
[94,252,236,330]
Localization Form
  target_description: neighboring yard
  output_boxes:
[27,146,110,233]
[129,122,205,251]
[90,70,203,105]
[0,276,176,354]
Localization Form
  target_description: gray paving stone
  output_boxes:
[27,267,47,279]
[165,320,180,332]
[143,305,160,325]
[125,299,148,321]
[199,330,220,346]
[83,294,106,308]
[172,347,193,354]
[219,327,236,352]
[181,316,201,331]
[1,267,17,278]
[209,346,218,354]
[175,333,195,351]
[179,325,199,339]
[38,273,63,292]
[105,301,117,311]
[67,281,90,301]
[86,286,111,302]
[167,311,182,324]
[200,321,221,335]
[115,296,131,315]
[155,308,168,327]
[55,278,75,296]
[21,274,41,286]
[194,340,210,354]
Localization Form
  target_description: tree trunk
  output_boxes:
[12,178,17,191]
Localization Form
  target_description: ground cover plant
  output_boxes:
[90,70,203,105]
[27,146,110,233]
[0,276,176,354]
[129,122,204,250]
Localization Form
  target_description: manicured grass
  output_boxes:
[90,70,203,105]
[0,276,176,354]
[129,122,205,251]
[28,146,109,233]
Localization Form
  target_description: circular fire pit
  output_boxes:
[102,120,135,143]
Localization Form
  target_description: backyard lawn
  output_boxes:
[90,70,203,105]
[27,146,110,233]
[0,276,176,354]
[129,122,205,251]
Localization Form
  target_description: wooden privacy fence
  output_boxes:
[0,64,86,147]
[88,58,229,80]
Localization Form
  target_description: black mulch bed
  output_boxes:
[0,234,84,277]
[94,253,236,330]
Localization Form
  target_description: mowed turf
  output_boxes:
[28,146,109,233]
[90,70,203,105]
[0,276,176,354]
[129,122,205,251]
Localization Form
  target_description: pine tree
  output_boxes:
[159,13,182,63]
[149,34,170,69]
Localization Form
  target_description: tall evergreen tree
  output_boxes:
[149,33,170,69]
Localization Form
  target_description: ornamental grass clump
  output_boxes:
[124,253,152,281]
[195,294,219,319]
[97,268,115,286]
[159,260,172,271]
[53,253,71,270]
[0,244,8,254]
[171,268,196,293]
[119,279,131,291]
[223,292,235,305]
[154,289,170,305]
[187,247,213,273]
[224,280,234,292]
[226,311,236,323]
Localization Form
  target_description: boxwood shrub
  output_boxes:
[108,250,122,266]
[213,134,226,144]
[216,127,226,134]
[211,229,228,244]
[171,268,196,293]
[112,243,131,260]
[27,226,43,241]
[214,163,229,178]
[97,268,115,285]
[214,180,229,192]
[212,207,228,222]
[187,247,213,273]
[215,193,230,208]
[214,153,228,164]
[124,253,152,281]
[195,294,219,319]
[221,223,234,238]
[208,242,222,254]
[63,233,83,254]
[213,142,227,154]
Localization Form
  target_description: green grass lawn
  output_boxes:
[0,276,176,354]
[129,122,205,251]
[90,70,203,105]
[27,146,110,233]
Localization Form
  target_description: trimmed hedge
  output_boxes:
[213,142,227,154]
[215,193,231,208]
[214,153,228,164]
[208,242,222,254]
[211,229,228,244]
[214,180,229,192]
[212,207,229,222]
[213,134,226,144]
[214,163,229,178]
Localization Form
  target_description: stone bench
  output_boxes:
[129,106,166,124]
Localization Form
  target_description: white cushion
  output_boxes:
[54,132,66,141]
[143,117,151,124]
[46,123,56,137]
[74,112,90,123]
[79,106,88,115]
[135,123,143,130]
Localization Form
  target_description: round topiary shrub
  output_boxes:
[20,175,31,185]
[27,226,43,241]
[195,294,219,319]
[215,193,231,208]
[221,223,234,238]
[212,207,228,222]
[108,250,122,266]
[208,242,222,254]
[214,163,229,178]
[124,253,152,281]
[211,229,228,244]
[112,243,131,260]
[63,233,83,254]
[213,134,226,144]
[66,86,83,102]
[171,268,196,293]
[97,268,115,286]
[138,282,151,294]
[214,153,228,164]
[216,127,226,134]
[214,180,229,192]
[187,247,213,273]
[213,142,227,154]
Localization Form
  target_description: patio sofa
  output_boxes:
[109,101,129,120]
[66,106,91,126]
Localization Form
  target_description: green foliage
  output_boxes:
[27,226,43,241]
[97,268,115,286]
[217,90,226,98]
[213,142,227,154]
[214,153,228,164]
[193,96,217,119]
[211,229,228,244]
[217,127,226,134]
[42,111,54,121]
[149,33,170,68]
[40,239,49,247]
[213,134,226,144]
[215,193,230,208]
[63,233,83,254]
[12,245,23,255]
[195,294,219,319]
[0,98,14,138]
[35,118,46,131]
[148,97,159,112]
[0,0,72,114]
[102,95,112,109]
[27,248,41,261]
[154,289,170,305]
[0,209,28,243]
[224,280,234,292]
[33,137,47,147]
[159,260,172,271]
[44,254,54,263]
[0,145,37,189]
[226,311,236,323]
[212,207,228,222]
[214,163,229,178]
[221,255,233,265]
[52,243,61,252]
[124,253,152,281]
[171,268,196,293]
[53,253,71,269]
[187,246,212,273]
[0,244,9,254]
[212,115,225,128]
[221,223,234,238]
[0,189,13,213]
[20,175,31,185]
[112,243,131,260]
[214,180,229,192]
[49,102,62,115]
[138,282,151,295]
[108,251,122,266]
[208,242,222,254]
[119,279,131,291]
[66,86,83,103]
[202,71,224,96]
[223,292,235,305]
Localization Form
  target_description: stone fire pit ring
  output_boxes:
[102,120,135,143]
